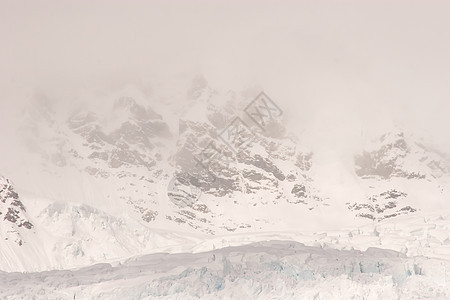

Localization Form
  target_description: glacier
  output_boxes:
[0,240,449,299]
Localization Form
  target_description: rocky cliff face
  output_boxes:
[349,131,450,221]
[165,83,325,232]
[0,176,34,246]
[68,96,171,171]
[355,131,450,180]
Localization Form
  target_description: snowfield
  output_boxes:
[0,240,449,299]
[1,207,450,299]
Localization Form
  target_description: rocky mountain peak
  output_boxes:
[356,131,426,179]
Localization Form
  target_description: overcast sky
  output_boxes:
[1,0,449,152]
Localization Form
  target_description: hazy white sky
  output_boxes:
[1,0,449,150]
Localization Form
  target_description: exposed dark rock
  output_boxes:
[142,210,158,222]
[0,177,34,246]
[291,184,307,198]
[347,189,416,222]
[238,154,285,181]
[355,133,433,180]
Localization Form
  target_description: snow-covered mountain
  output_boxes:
[0,77,449,274]
[349,131,450,221]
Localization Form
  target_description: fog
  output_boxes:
[1,0,450,153]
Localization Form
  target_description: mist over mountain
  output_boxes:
[2,0,450,152]
[1,1,450,299]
